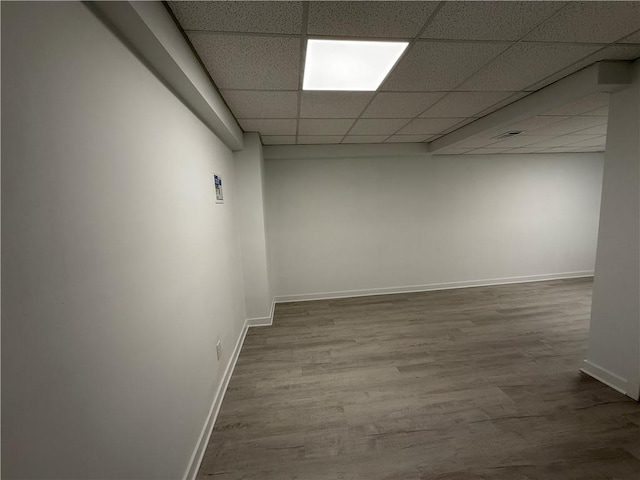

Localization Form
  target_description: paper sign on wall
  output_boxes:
[214,174,223,204]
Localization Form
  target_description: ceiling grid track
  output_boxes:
[339,1,446,144]
[295,2,310,144]
[166,1,640,150]
[387,1,576,144]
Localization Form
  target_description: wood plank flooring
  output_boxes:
[198,278,640,479]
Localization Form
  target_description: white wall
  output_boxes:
[585,60,640,400]
[234,133,273,320]
[265,148,604,300]
[2,3,246,478]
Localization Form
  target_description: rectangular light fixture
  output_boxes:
[303,39,408,91]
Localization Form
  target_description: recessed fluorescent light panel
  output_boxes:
[303,39,408,91]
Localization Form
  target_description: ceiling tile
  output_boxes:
[420,92,513,118]
[566,135,607,148]
[221,90,298,118]
[530,116,607,136]
[349,118,411,135]
[239,119,297,136]
[574,146,605,152]
[510,115,572,132]
[458,43,601,92]
[382,41,510,91]
[385,134,430,143]
[261,136,296,145]
[297,136,344,145]
[489,135,554,149]
[188,33,300,90]
[422,1,563,41]
[167,1,303,34]
[469,92,530,118]
[526,44,640,92]
[579,44,640,63]
[528,134,603,148]
[620,29,640,43]
[584,106,609,117]
[575,124,607,136]
[525,1,640,43]
[542,93,609,116]
[298,119,355,136]
[439,118,477,135]
[540,146,587,153]
[307,1,438,38]
[300,92,373,119]
[342,136,389,144]
[362,92,445,118]
[398,118,466,135]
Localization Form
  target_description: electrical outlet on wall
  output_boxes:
[216,340,222,361]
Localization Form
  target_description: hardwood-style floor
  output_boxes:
[198,279,640,479]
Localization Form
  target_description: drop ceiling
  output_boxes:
[438,92,609,154]
[167,1,640,151]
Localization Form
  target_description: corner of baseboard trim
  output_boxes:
[580,359,629,396]
[185,299,277,478]
[183,320,250,480]
[246,317,271,327]
[274,271,594,303]
[246,298,276,327]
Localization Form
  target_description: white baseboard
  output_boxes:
[580,359,629,396]
[184,276,606,478]
[183,320,248,480]
[246,298,276,327]
[274,271,594,303]
[184,298,276,480]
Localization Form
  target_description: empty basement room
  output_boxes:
[3,1,640,479]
